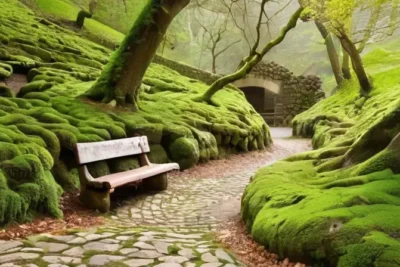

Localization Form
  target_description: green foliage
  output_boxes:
[243,40,400,265]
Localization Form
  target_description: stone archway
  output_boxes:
[233,76,281,95]
[233,76,283,126]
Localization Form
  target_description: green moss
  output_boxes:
[168,138,200,170]
[24,92,51,102]
[0,63,13,79]
[148,144,168,164]
[0,85,14,98]
[19,81,53,97]
[129,124,163,144]
[87,161,110,178]
[0,0,271,226]
[108,157,140,173]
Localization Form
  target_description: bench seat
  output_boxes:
[96,163,179,189]
[74,136,180,212]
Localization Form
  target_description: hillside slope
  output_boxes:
[241,36,400,266]
[0,0,271,225]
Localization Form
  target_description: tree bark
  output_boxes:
[76,10,93,29]
[342,51,352,79]
[200,7,303,103]
[340,34,372,96]
[84,0,190,108]
[315,20,343,86]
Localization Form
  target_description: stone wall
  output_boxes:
[153,55,220,85]
[249,62,325,126]
[153,56,325,126]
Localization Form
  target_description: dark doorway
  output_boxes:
[240,86,265,112]
[240,86,277,113]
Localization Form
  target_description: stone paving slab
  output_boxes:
[0,131,309,267]
[0,170,250,266]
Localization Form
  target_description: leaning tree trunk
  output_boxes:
[84,0,190,108]
[340,34,372,96]
[200,7,303,103]
[342,51,352,79]
[315,20,343,86]
[76,10,93,28]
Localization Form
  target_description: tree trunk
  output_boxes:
[340,34,372,96]
[84,0,190,108]
[315,20,343,86]
[76,10,92,29]
[342,51,352,79]
[200,7,303,103]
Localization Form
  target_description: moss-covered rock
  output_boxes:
[169,138,200,170]
[0,0,271,225]
[243,46,400,266]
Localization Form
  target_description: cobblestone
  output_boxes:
[0,129,310,266]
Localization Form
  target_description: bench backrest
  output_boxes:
[75,136,150,165]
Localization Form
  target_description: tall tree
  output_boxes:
[301,0,400,96]
[315,20,344,86]
[84,0,190,108]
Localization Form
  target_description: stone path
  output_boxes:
[0,128,310,267]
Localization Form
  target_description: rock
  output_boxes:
[215,249,234,263]
[40,234,75,243]
[200,264,222,267]
[116,236,131,241]
[178,248,195,259]
[124,259,154,267]
[196,248,209,254]
[166,233,202,239]
[100,238,120,244]
[153,264,182,267]
[133,241,155,250]
[0,264,22,267]
[20,248,43,253]
[35,242,69,252]
[89,255,126,266]
[129,250,163,259]
[42,256,82,265]
[68,237,87,244]
[0,253,39,264]
[85,233,114,241]
[0,241,22,253]
[153,241,171,254]
[201,253,219,263]
[158,256,189,263]
[83,242,119,252]
[120,248,140,255]
[62,247,85,257]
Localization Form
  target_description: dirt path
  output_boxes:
[0,128,311,267]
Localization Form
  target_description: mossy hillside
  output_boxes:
[242,44,400,265]
[0,0,271,224]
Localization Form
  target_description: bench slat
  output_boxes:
[96,163,179,189]
[75,136,150,164]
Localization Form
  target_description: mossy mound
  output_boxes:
[0,0,271,225]
[242,45,400,266]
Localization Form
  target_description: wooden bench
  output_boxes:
[74,136,180,212]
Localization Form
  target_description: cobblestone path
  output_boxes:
[0,128,310,267]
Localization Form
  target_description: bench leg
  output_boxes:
[143,173,168,191]
[79,187,110,212]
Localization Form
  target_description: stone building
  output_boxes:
[234,62,325,126]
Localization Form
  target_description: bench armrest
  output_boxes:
[78,165,107,189]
